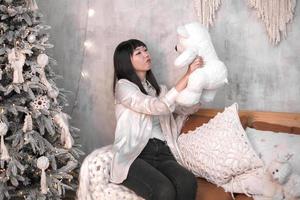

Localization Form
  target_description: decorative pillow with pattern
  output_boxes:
[178,103,263,186]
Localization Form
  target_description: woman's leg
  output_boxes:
[157,159,197,200]
[140,138,197,200]
[122,157,176,200]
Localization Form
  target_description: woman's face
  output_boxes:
[130,46,151,73]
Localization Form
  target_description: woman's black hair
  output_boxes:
[113,39,161,96]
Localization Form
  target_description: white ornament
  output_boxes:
[8,48,26,84]
[37,54,49,67]
[37,156,49,194]
[27,34,36,43]
[0,121,10,161]
[53,112,74,149]
[193,0,222,28]
[37,54,59,103]
[248,0,296,45]
[22,113,33,133]
[30,95,50,110]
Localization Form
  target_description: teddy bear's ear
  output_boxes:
[177,26,189,38]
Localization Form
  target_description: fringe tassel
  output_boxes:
[248,0,296,45]
[22,113,33,133]
[37,54,59,103]
[37,156,49,194]
[53,112,74,149]
[193,0,222,28]
[0,122,10,161]
[26,0,39,11]
[8,49,26,84]
[1,135,10,161]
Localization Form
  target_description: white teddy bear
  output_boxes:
[174,22,228,106]
[267,153,300,200]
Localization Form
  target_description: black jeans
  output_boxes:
[122,138,197,200]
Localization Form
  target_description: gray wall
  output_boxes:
[39,0,300,153]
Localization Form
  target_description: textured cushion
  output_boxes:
[77,145,143,200]
[181,114,248,134]
[178,103,263,186]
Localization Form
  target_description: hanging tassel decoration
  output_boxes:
[37,54,59,103]
[22,113,33,133]
[193,0,222,28]
[0,121,10,161]
[37,156,49,194]
[248,0,296,45]
[0,68,3,80]
[53,112,74,149]
[8,49,26,84]
[26,0,39,11]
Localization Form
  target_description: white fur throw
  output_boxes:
[178,103,263,186]
[77,145,143,200]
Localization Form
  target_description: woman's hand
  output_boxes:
[186,56,204,76]
[175,56,204,92]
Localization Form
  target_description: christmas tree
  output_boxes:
[0,0,84,199]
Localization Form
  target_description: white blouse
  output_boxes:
[110,79,201,184]
[141,79,165,141]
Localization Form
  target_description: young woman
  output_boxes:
[110,39,204,200]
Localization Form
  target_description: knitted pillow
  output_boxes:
[77,145,143,200]
[178,103,263,186]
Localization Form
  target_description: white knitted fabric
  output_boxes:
[178,103,264,186]
[77,145,144,200]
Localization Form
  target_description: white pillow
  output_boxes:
[221,128,300,197]
[177,103,263,186]
[246,127,300,174]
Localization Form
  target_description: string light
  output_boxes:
[88,9,95,17]
[81,70,89,78]
[84,40,92,49]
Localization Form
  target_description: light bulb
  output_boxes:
[84,40,92,49]
[81,70,89,78]
[88,9,95,17]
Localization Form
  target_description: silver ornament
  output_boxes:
[27,34,36,43]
